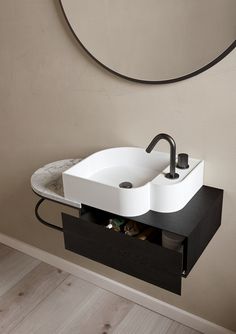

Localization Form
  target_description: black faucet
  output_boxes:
[146,133,179,179]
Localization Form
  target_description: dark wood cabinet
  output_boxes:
[62,186,223,295]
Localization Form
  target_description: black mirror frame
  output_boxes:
[59,0,236,84]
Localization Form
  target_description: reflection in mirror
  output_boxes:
[60,0,236,83]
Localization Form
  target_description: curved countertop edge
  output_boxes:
[31,158,82,208]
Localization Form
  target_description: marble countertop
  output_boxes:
[31,159,82,208]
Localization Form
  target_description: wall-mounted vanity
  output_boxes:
[31,134,223,295]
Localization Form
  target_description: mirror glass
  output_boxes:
[60,0,236,83]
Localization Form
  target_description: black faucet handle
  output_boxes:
[177,153,189,169]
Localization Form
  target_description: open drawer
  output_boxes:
[62,207,185,294]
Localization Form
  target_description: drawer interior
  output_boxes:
[80,206,185,253]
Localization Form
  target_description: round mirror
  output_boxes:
[60,0,236,83]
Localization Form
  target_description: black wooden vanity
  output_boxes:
[61,186,223,295]
[31,159,223,295]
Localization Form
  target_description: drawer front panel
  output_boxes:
[62,213,183,294]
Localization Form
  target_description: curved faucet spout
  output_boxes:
[146,133,179,179]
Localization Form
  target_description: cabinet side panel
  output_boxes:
[185,190,223,275]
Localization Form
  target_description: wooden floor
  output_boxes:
[0,243,201,334]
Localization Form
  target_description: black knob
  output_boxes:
[177,153,189,169]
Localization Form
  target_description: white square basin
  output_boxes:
[63,147,204,217]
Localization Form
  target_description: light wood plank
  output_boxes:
[0,249,40,297]
[166,321,202,334]
[57,288,133,334]
[0,243,201,334]
[111,304,173,334]
[0,262,69,334]
[10,275,98,334]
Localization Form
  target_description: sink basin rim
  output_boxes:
[62,146,204,216]
[63,147,170,189]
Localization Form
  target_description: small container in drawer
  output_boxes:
[62,207,185,294]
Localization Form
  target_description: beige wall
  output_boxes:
[0,0,236,331]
